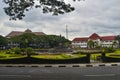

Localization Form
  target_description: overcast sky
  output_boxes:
[0,0,120,40]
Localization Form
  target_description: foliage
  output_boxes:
[6,50,13,54]
[10,33,38,48]
[72,51,81,54]
[3,0,84,20]
[32,53,86,59]
[13,47,21,54]
[0,35,8,49]
[87,40,94,49]
[115,35,120,47]
[0,50,24,59]
[26,47,33,54]
[10,33,71,48]
[103,47,116,53]
[46,35,71,48]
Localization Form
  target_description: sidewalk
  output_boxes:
[0,63,120,68]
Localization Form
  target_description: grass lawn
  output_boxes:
[1,48,120,60]
[105,49,120,58]
[32,54,86,60]
[0,50,86,60]
[0,50,25,59]
[90,49,120,59]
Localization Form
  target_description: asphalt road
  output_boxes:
[0,66,120,80]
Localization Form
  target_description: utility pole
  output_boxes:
[66,25,68,39]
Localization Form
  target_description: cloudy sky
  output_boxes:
[0,0,120,40]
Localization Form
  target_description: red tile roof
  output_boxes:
[89,33,100,40]
[72,37,88,42]
[72,33,116,42]
[101,36,116,41]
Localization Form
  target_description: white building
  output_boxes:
[72,33,118,48]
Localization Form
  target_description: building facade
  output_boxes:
[72,33,118,48]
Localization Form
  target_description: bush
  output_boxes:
[21,48,26,54]
[13,47,21,54]
[0,56,6,58]
[6,50,12,54]
[26,47,34,54]
[103,47,115,53]
[72,51,81,54]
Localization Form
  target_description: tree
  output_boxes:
[87,40,94,49]
[115,35,120,48]
[112,41,118,48]
[0,35,8,49]
[3,0,74,20]
[47,35,71,48]
[10,33,38,48]
[10,34,71,48]
[3,0,84,20]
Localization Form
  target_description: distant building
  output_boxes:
[72,33,118,48]
[6,29,45,38]
[6,29,46,48]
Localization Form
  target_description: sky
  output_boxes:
[0,0,120,40]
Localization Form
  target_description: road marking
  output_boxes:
[84,74,115,77]
[0,75,31,78]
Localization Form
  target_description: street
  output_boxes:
[0,66,120,80]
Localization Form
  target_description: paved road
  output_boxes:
[0,66,120,80]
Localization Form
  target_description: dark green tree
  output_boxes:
[37,35,71,48]
[0,35,8,49]
[10,34,70,48]
[47,35,71,48]
[10,33,38,48]
[115,35,120,48]
[3,0,84,20]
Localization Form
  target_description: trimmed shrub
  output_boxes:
[72,51,81,54]
[6,50,12,54]
[26,47,33,54]
[103,47,115,53]
[13,47,21,54]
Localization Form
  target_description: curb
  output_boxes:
[0,63,120,68]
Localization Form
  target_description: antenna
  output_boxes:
[66,25,68,39]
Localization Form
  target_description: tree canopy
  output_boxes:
[10,33,71,48]
[115,35,120,47]
[3,0,84,20]
[87,40,94,49]
[0,35,8,49]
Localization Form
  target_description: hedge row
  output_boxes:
[0,56,90,64]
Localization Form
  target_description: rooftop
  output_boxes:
[72,33,116,42]
[6,29,46,38]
